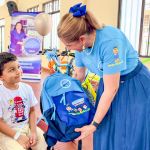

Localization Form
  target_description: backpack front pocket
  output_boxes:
[53,91,95,126]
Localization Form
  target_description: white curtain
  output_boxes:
[44,13,60,49]
[43,0,60,50]
[120,0,143,51]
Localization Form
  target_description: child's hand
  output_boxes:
[29,132,37,147]
[17,134,30,149]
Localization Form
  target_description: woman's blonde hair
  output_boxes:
[57,11,103,43]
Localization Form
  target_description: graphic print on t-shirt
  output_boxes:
[113,47,120,63]
[8,96,27,123]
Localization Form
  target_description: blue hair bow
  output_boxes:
[69,3,86,17]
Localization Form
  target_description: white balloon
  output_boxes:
[34,13,52,36]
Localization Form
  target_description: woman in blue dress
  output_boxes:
[10,22,27,56]
[57,3,150,150]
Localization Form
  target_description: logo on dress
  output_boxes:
[60,79,71,88]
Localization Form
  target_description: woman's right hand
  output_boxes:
[17,134,30,149]
[17,41,23,45]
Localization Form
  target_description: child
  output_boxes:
[0,52,47,150]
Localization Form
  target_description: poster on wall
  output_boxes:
[9,12,42,82]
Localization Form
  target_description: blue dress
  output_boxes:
[75,26,150,150]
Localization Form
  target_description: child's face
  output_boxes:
[0,61,22,85]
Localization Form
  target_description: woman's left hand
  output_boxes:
[75,124,96,141]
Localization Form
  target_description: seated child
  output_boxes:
[0,52,47,150]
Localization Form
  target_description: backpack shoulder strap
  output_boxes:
[42,77,56,120]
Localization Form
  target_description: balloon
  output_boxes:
[34,13,52,36]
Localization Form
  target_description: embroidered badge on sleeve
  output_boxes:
[108,47,122,67]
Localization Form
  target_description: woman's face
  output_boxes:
[60,38,84,51]
[16,23,22,31]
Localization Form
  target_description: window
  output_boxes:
[140,0,150,57]
[119,0,150,57]
[43,0,60,49]
[144,15,149,26]
[119,0,143,52]
[27,5,39,12]
[0,19,5,52]
[0,0,4,6]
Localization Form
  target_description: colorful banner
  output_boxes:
[9,12,42,82]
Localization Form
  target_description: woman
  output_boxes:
[10,22,27,56]
[57,3,150,150]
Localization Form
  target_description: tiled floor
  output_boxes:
[25,68,93,150]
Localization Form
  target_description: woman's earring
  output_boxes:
[82,45,85,50]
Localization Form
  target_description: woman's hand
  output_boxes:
[73,67,86,82]
[29,132,37,147]
[75,124,96,141]
[17,134,30,149]
[17,41,23,45]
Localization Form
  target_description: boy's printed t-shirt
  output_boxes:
[0,82,38,128]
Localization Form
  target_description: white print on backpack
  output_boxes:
[72,98,84,106]
[66,98,90,115]
[60,79,71,88]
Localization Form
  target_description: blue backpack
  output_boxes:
[41,72,95,148]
